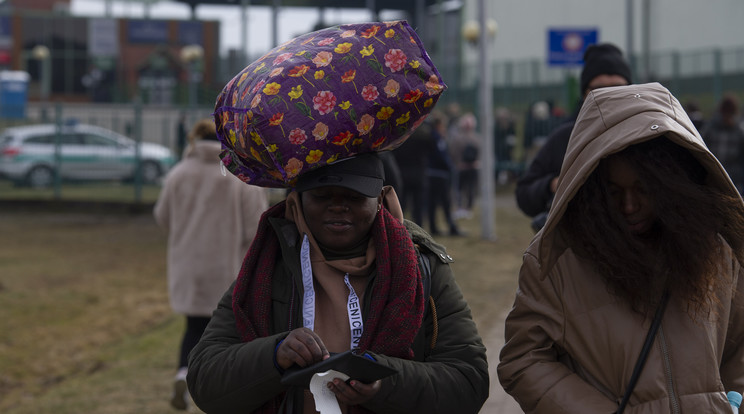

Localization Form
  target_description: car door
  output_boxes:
[78,131,133,180]
[57,132,91,179]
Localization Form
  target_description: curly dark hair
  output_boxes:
[560,136,744,317]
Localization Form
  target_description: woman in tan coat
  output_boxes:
[154,118,269,410]
[498,83,744,413]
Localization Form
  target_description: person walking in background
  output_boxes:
[684,100,706,131]
[378,151,403,196]
[493,106,517,185]
[701,94,744,193]
[515,42,632,232]
[444,102,463,139]
[521,100,554,160]
[448,112,480,220]
[175,113,188,161]
[426,114,462,236]
[185,21,489,414]
[153,118,269,410]
[498,83,744,413]
[392,121,432,226]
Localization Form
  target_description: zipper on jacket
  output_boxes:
[659,326,680,414]
[288,281,296,331]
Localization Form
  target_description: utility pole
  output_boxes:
[477,0,495,240]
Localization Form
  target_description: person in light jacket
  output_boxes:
[498,83,744,413]
[154,118,269,410]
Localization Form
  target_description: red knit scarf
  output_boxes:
[232,200,424,413]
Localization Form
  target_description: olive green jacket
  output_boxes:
[188,218,489,414]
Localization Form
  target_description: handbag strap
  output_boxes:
[616,291,670,414]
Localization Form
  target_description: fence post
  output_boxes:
[504,61,513,107]
[133,101,143,203]
[671,51,680,95]
[53,103,62,200]
[713,48,723,104]
[530,59,540,104]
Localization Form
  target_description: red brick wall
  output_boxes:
[10,0,70,11]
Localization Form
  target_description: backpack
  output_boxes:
[462,143,478,163]
[416,247,438,352]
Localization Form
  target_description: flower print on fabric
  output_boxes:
[384,49,407,72]
[313,91,337,115]
[361,85,379,102]
[214,20,447,189]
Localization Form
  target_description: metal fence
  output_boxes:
[443,45,744,168]
[0,102,212,205]
[2,45,744,204]
[452,46,744,114]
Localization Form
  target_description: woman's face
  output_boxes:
[605,156,657,235]
[301,186,382,250]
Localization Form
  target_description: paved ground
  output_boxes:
[479,311,523,414]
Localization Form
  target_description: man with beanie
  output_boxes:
[515,43,632,231]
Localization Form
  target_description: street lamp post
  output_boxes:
[463,5,498,240]
[180,44,204,110]
[32,45,51,121]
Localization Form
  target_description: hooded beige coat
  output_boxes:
[498,83,744,413]
[154,140,268,316]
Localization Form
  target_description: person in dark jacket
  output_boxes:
[493,107,517,184]
[392,122,432,226]
[186,21,488,414]
[426,115,461,236]
[515,43,632,231]
[701,94,744,193]
[187,153,489,413]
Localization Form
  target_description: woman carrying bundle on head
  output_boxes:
[186,21,488,414]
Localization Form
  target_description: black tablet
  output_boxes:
[280,350,398,388]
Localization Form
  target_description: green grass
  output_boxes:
[0,186,533,413]
[0,180,162,204]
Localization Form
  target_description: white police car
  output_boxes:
[0,122,175,187]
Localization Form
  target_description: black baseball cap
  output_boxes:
[295,152,385,198]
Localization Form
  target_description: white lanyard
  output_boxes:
[300,235,315,331]
[344,274,363,349]
[300,235,364,349]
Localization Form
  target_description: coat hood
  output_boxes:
[184,140,222,162]
[534,82,741,276]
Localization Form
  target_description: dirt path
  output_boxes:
[479,311,523,414]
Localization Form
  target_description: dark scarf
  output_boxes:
[232,200,424,413]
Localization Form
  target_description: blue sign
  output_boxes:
[0,16,10,37]
[548,28,598,66]
[178,21,203,46]
[128,20,168,44]
[0,15,11,49]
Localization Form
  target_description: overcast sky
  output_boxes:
[69,0,404,57]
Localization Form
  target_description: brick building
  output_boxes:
[1,0,220,105]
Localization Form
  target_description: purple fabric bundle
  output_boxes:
[214,20,446,188]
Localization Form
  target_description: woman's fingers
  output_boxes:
[329,379,381,405]
[276,328,330,369]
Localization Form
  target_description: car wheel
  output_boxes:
[26,166,55,188]
[139,161,161,184]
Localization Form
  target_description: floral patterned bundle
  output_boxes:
[214,20,446,188]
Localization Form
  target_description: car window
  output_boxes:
[81,133,119,147]
[60,134,83,145]
[26,134,57,144]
